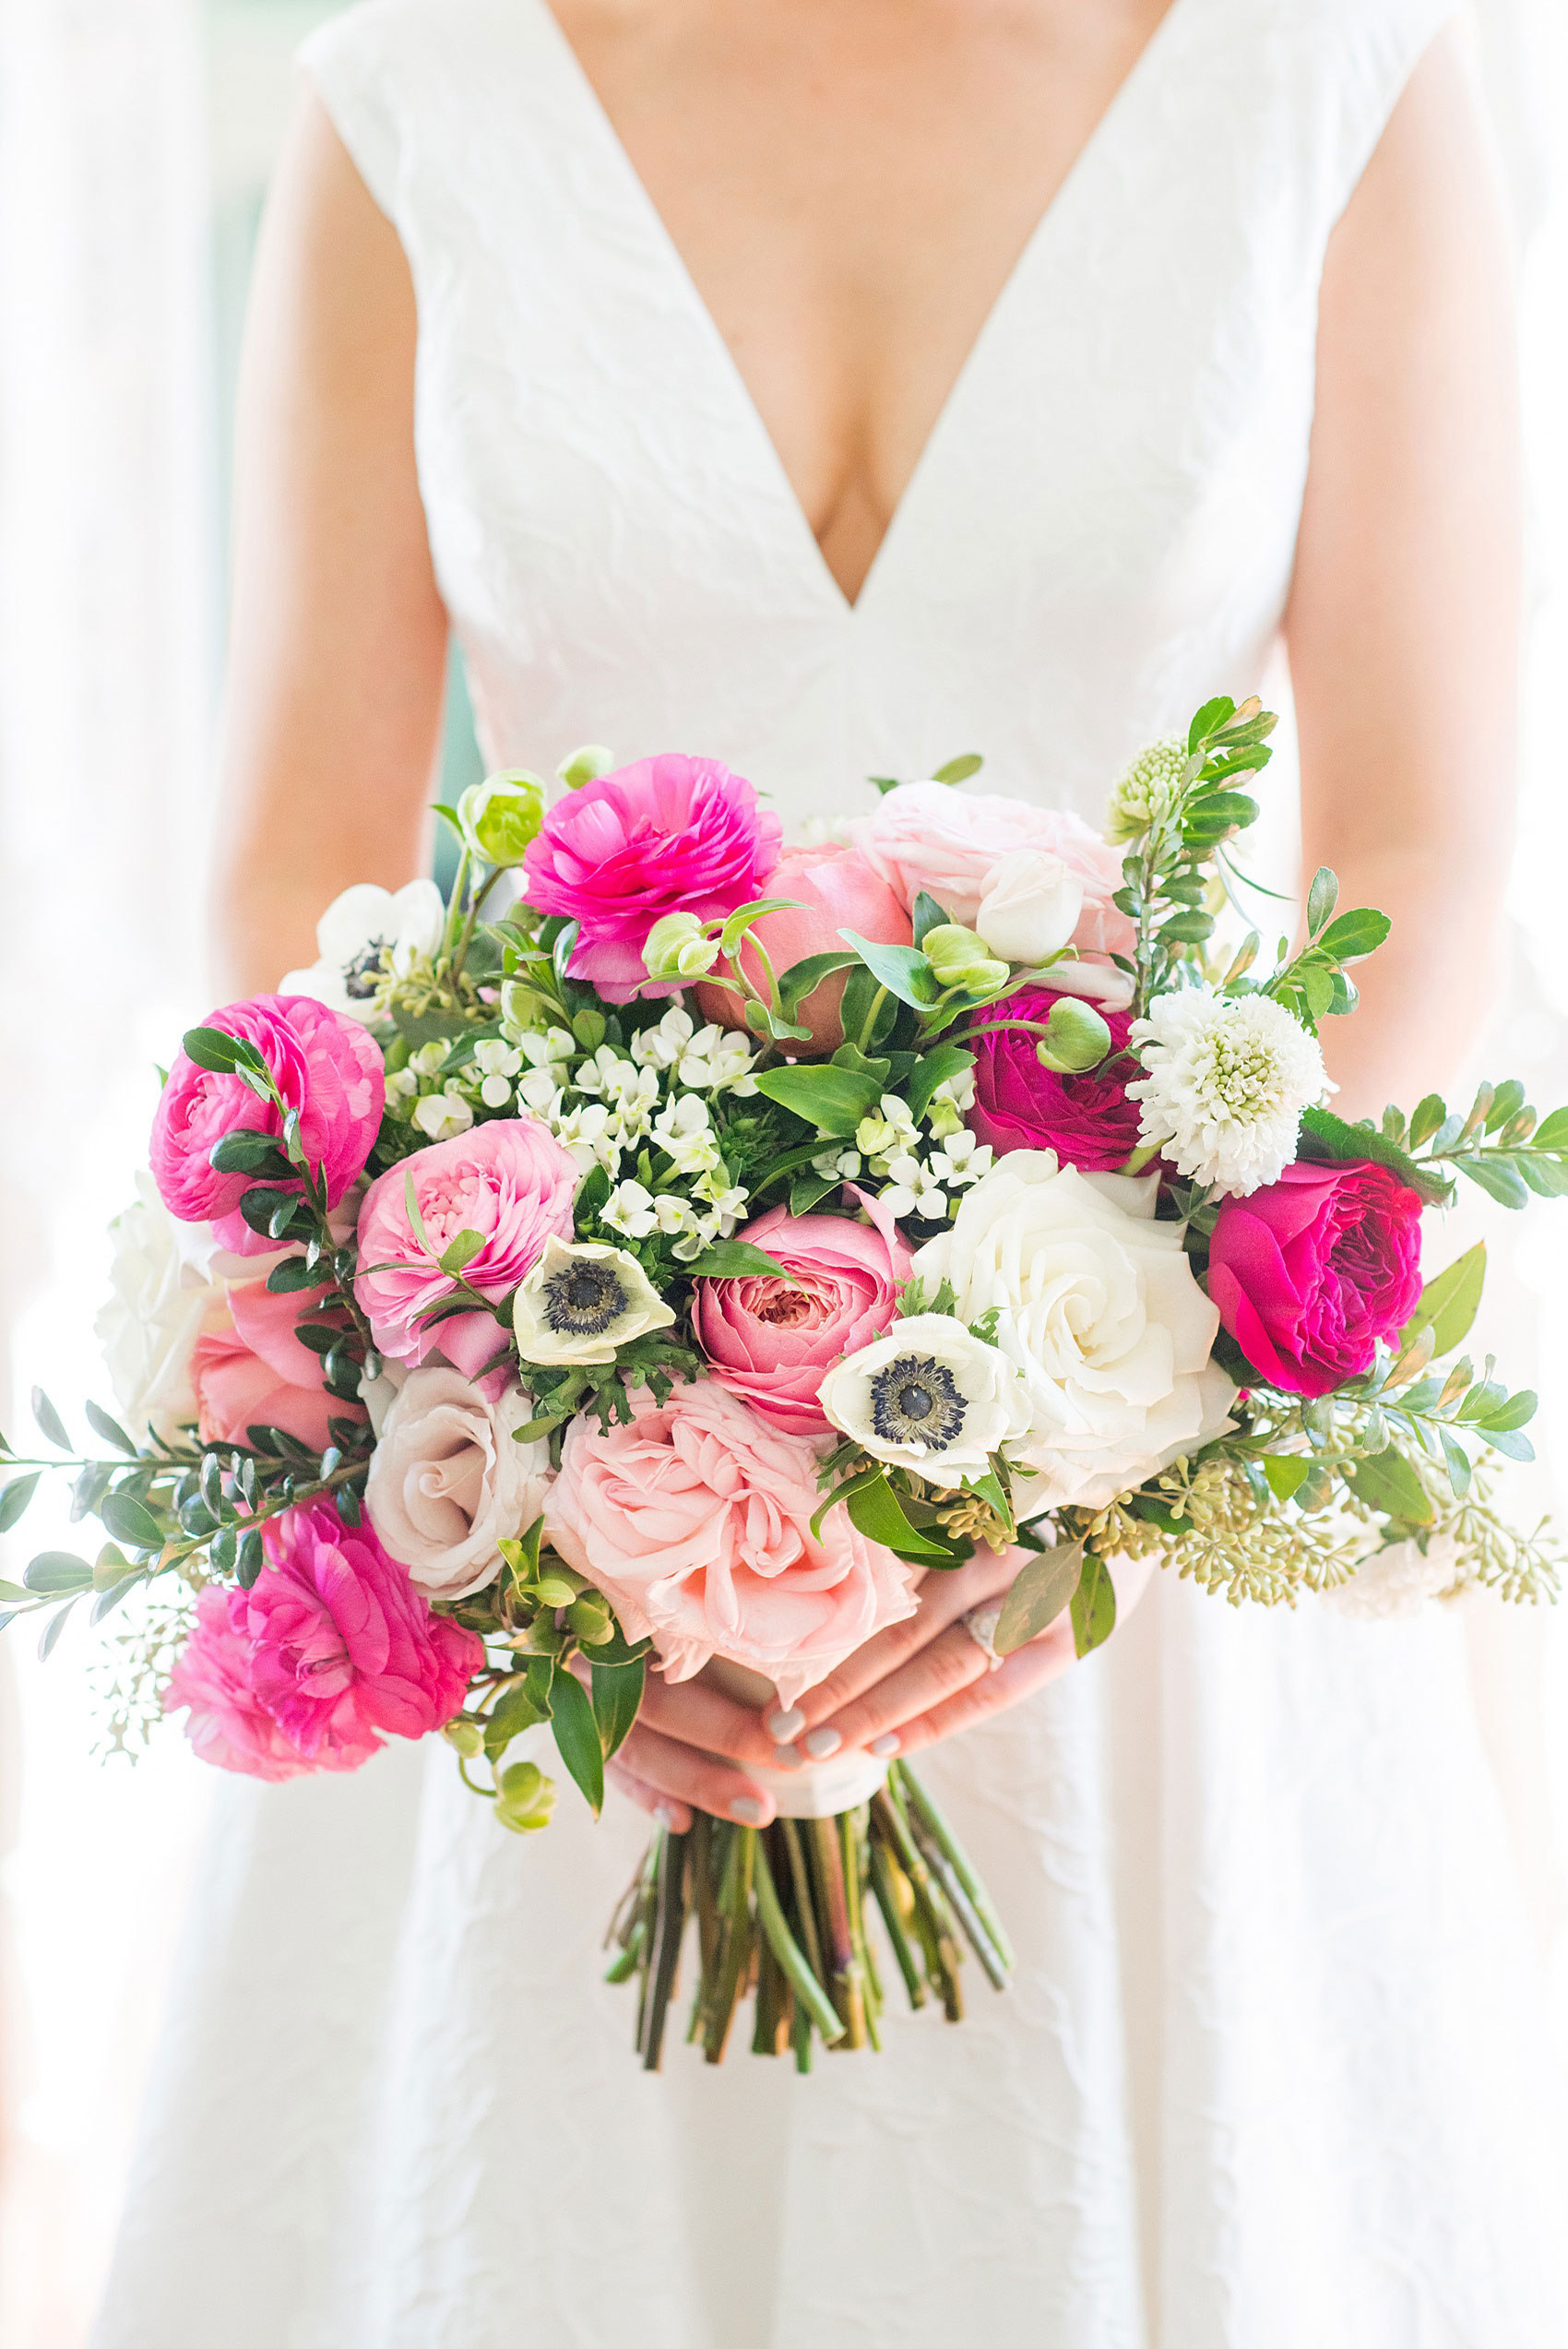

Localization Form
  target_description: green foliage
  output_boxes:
[1070,1551,1117,1658]
[994,1542,1083,1655]
[1365,1081,1568,1210]
[1401,1244,1487,1360]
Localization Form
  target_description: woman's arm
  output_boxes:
[1288,23,1521,1123]
[211,94,448,1002]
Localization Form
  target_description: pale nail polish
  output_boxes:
[771,1744,803,1770]
[654,1802,682,1830]
[869,1733,900,1758]
[731,1795,766,1824]
[803,1727,841,1759]
[765,1705,805,1741]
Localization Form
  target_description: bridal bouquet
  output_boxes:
[4,696,1563,2069]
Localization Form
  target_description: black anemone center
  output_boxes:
[868,1354,968,1450]
[542,1261,628,1337]
[343,939,390,999]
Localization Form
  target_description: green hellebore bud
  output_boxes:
[457,771,546,866]
[1035,996,1114,1074]
[444,1717,485,1759]
[495,1759,558,1834]
[568,1592,615,1647]
[642,910,720,982]
[557,744,613,791]
[922,923,1010,994]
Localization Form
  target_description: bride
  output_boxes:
[95,1,1566,2343]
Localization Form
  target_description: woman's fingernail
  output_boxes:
[765,1705,805,1741]
[803,1728,841,1759]
[655,1802,682,1829]
[771,1744,802,1769]
[731,1795,766,1824]
[868,1733,900,1758]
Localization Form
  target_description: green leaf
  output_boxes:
[1483,1079,1526,1134]
[0,1473,42,1532]
[993,1543,1084,1655]
[1343,1446,1434,1526]
[1316,908,1392,963]
[837,930,941,1011]
[931,753,982,786]
[1305,866,1338,936]
[1069,1552,1117,1659]
[39,1602,77,1662]
[31,1388,70,1450]
[1483,1426,1536,1462]
[1479,1389,1537,1434]
[905,1043,975,1126]
[437,1228,486,1278]
[1297,1104,1453,1207]
[483,1675,551,1760]
[1158,912,1215,945]
[789,1173,837,1216]
[1408,1092,1447,1148]
[1189,696,1236,750]
[777,950,858,1019]
[717,897,804,960]
[1400,1243,1486,1361]
[590,1656,646,1760]
[1263,1455,1312,1502]
[84,1400,139,1457]
[24,1552,93,1594]
[99,1491,165,1552]
[843,1473,958,1561]
[1439,1428,1473,1498]
[180,1024,270,1079]
[909,891,952,947]
[684,1239,786,1281]
[753,1064,885,1137]
[266,1255,326,1294]
[208,1129,291,1177]
[549,1669,605,1817]
[1531,1106,1568,1152]
[1458,1156,1530,1210]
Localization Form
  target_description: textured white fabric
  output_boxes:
[93,1,1568,2342]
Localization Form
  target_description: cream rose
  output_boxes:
[365,1365,553,1601]
[973,848,1083,969]
[912,1153,1234,1514]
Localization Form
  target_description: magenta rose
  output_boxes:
[695,844,912,1054]
[191,1278,363,1451]
[166,1500,482,1779]
[149,995,384,1256]
[694,1194,911,1435]
[519,754,784,1003]
[355,1117,577,1378]
[968,985,1141,1172]
[544,1380,918,1708]
[1207,1159,1424,1398]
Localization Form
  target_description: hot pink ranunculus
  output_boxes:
[520,755,784,1004]
[849,784,1135,965]
[969,986,1142,1173]
[190,1277,362,1450]
[166,1500,482,1779]
[693,1195,911,1435]
[149,995,384,1256]
[1207,1159,1424,1398]
[354,1118,578,1378]
[694,844,912,1053]
[543,1380,919,1708]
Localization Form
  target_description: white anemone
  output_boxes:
[818,1314,1032,1478]
[280,879,446,1019]
[513,1237,675,1366]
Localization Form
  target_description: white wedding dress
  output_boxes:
[93,2,1568,2343]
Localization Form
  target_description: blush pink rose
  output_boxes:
[694,1194,912,1435]
[1207,1159,1424,1399]
[969,985,1142,1172]
[189,1278,363,1450]
[695,844,912,1053]
[355,1118,578,1379]
[543,1380,919,1708]
[848,784,1135,964]
[520,754,784,1003]
[149,995,385,1257]
[166,1500,482,1779]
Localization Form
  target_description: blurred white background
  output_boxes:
[0,2,1563,2342]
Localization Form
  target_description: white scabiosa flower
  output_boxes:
[818,1314,1032,1478]
[1323,1534,1461,1624]
[1127,987,1324,1196]
[280,878,445,1016]
[513,1237,675,1366]
[1105,737,1189,842]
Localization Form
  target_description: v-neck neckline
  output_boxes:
[527,0,1196,616]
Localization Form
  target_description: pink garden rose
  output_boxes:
[693,1194,911,1435]
[969,985,1142,1173]
[355,1118,578,1379]
[190,1277,362,1450]
[520,755,784,1003]
[149,995,384,1256]
[694,844,912,1054]
[165,1500,481,1779]
[1207,1159,1424,1399]
[543,1380,919,1708]
[849,784,1135,966]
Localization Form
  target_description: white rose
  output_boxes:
[973,849,1084,968]
[95,1173,231,1441]
[512,1237,675,1366]
[913,1153,1234,1514]
[364,1365,553,1601]
[818,1314,1033,1478]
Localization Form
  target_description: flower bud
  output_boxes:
[444,1717,484,1759]
[642,910,720,982]
[495,1759,557,1834]
[922,923,1010,994]
[1035,996,1113,1074]
[556,744,613,791]
[457,772,546,866]
[568,1592,615,1647]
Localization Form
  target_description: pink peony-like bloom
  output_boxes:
[190,1277,363,1451]
[166,1500,482,1779]
[849,784,1135,967]
[694,844,913,1054]
[693,1194,911,1435]
[520,755,784,1004]
[544,1380,919,1708]
[969,986,1142,1173]
[149,995,384,1257]
[1207,1159,1424,1399]
[355,1118,578,1379]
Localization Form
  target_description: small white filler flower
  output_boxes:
[818,1314,1031,1478]
[1127,987,1324,1196]
[513,1237,675,1366]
